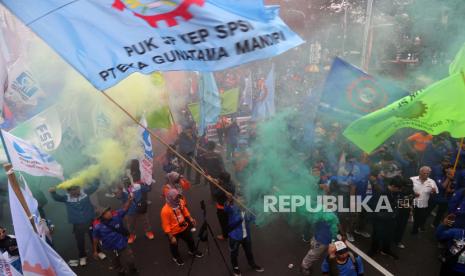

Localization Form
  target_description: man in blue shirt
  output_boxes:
[224,195,264,276]
[322,241,364,276]
[93,195,137,276]
[436,214,465,275]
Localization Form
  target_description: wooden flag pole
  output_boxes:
[453,138,464,174]
[4,163,38,234]
[100,91,256,216]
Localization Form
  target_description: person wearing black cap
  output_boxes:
[92,194,137,275]
[321,241,364,276]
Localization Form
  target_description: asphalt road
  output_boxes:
[0,159,443,276]
[47,175,442,276]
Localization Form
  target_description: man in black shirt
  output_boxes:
[0,226,19,257]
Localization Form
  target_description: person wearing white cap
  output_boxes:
[321,241,364,276]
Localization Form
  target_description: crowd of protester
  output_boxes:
[299,119,465,275]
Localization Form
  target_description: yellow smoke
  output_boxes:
[54,70,166,189]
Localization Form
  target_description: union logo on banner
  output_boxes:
[112,0,205,28]
[10,71,39,102]
[346,76,389,113]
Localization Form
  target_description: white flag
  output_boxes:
[139,116,154,185]
[8,183,76,276]
[1,130,64,180]
[10,106,62,152]
[0,252,22,276]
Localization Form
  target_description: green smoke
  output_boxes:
[243,111,339,235]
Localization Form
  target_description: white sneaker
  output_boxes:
[104,193,115,198]
[97,252,107,260]
[346,233,355,242]
[68,260,79,267]
[354,230,371,238]
[79,257,87,266]
[396,243,405,249]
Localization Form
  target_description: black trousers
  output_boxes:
[169,228,196,259]
[440,262,465,276]
[394,208,410,243]
[182,152,201,184]
[229,237,256,268]
[429,201,449,227]
[73,222,93,258]
[412,207,429,233]
[371,218,395,253]
[217,208,229,239]
[110,246,136,274]
[216,129,224,145]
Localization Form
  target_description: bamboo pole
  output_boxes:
[100,91,256,216]
[4,163,38,233]
[452,138,464,174]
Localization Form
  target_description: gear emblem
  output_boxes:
[394,100,428,119]
[112,0,205,28]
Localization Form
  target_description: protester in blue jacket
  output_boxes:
[49,180,105,266]
[436,214,465,275]
[93,194,137,276]
[224,195,264,276]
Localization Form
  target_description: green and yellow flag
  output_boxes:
[343,72,465,153]
[188,87,240,123]
[450,43,465,75]
[147,106,173,129]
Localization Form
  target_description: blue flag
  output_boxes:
[1,0,303,90]
[252,63,275,120]
[319,57,408,121]
[198,72,221,135]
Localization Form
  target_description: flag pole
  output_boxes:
[0,130,12,163]
[0,131,37,232]
[100,91,256,216]
[453,138,464,174]
[454,71,465,174]
[3,163,38,234]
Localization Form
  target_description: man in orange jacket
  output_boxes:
[161,189,203,266]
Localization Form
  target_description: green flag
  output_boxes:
[147,106,173,129]
[343,73,465,153]
[450,43,465,75]
[188,87,240,123]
